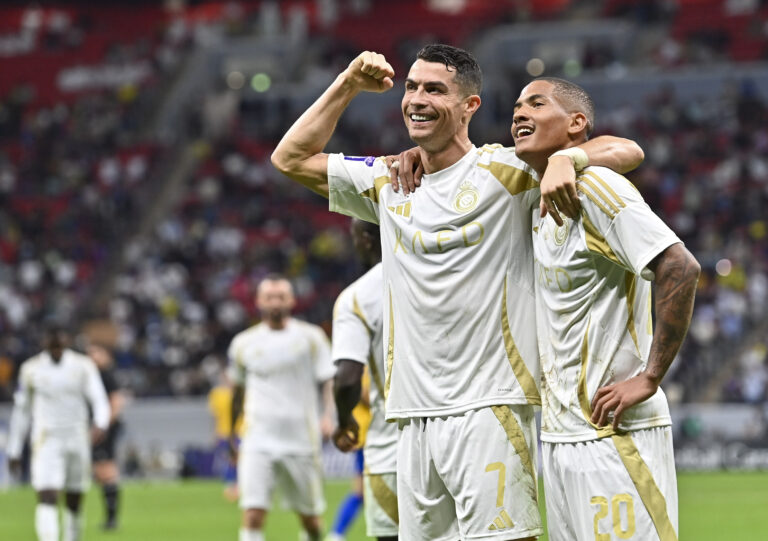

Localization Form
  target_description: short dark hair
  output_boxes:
[416,44,482,96]
[536,77,595,137]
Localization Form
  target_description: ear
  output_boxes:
[568,112,588,136]
[463,94,482,117]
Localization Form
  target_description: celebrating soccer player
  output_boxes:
[512,77,700,541]
[272,45,642,539]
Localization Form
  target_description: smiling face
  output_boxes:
[401,59,479,154]
[512,80,587,174]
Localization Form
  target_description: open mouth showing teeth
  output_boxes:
[516,127,534,138]
[410,114,434,122]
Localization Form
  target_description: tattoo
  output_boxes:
[334,360,364,427]
[646,244,701,384]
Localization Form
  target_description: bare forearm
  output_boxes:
[645,244,701,385]
[334,360,363,426]
[271,75,359,195]
[578,136,644,174]
[230,385,244,437]
[109,392,125,423]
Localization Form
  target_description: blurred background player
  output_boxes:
[208,366,243,502]
[7,328,110,541]
[228,275,336,541]
[87,344,126,531]
[512,78,700,541]
[326,377,370,541]
[330,219,398,541]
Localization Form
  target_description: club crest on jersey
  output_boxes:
[553,215,569,246]
[453,181,479,213]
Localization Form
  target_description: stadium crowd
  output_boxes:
[1,0,767,405]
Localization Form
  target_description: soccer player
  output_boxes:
[271,45,642,539]
[208,367,243,502]
[228,275,336,541]
[88,344,125,530]
[512,77,700,541]
[331,219,398,541]
[7,328,111,541]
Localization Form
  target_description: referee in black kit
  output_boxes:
[88,345,125,530]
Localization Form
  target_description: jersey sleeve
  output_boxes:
[227,335,246,386]
[7,363,32,459]
[327,153,388,225]
[331,288,373,366]
[578,167,681,279]
[309,325,335,382]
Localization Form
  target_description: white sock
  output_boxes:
[63,509,84,541]
[35,504,59,541]
[239,528,265,541]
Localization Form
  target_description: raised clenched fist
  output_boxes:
[342,50,395,93]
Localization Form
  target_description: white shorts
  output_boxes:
[397,405,542,541]
[31,431,91,493]
[238,450,326,516]
[543,426,678,541]
[363,472,399,538]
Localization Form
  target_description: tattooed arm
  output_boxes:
[591,243,701,429]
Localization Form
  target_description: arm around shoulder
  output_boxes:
[578,135,644,174]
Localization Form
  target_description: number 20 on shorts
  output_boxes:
[591,494,636,540]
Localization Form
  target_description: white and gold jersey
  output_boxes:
[7,349,110,459]
[228,319,334,454]
[533,166,681,443]
[332,263,398,474]
[328,145,541,419]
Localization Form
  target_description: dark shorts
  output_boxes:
[92,422,122,462]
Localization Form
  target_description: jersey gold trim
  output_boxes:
[491,405,537,498]
[477,143,504,155]
[352,295,373,335]
[360,176,392,204]
[583,170,626,210]
[479,162,538,197]
[582,212,622,266]
[611,433,678,541]
[624,272,641,356]
[501,278,541,404]
[368,473,399,524]
[577,320,616,440]
[384,289,395,400]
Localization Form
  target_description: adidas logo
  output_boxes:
[387,202,412,218]
[488,509,515,531]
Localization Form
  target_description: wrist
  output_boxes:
[640,370,662,388]
[550,147,589,171]
[336,72,362,97]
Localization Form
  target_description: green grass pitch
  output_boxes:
[1,472,766,540]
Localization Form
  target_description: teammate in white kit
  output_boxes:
[332,218,398,541]
[228,275,336,541]
[272,45,642,539]
[7,328,111,541]
[512,78,701,541]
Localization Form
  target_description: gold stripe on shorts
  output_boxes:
[611,433,677,541]
[491,405,536,497]
[368,474,399,524]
